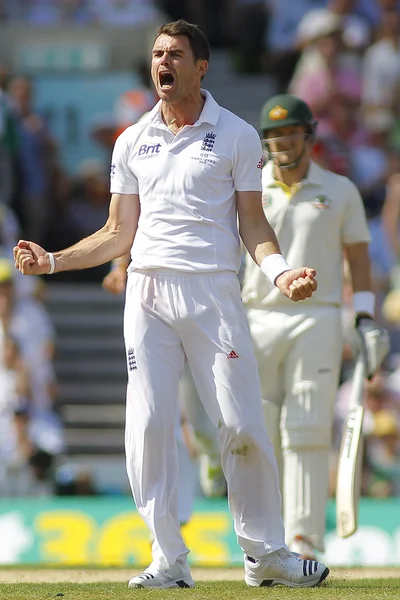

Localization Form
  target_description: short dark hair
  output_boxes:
[154,19,210,63]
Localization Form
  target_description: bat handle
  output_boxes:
[348,354,367,410]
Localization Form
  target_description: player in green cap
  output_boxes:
[259,94,317,170]
[241,93,389,559]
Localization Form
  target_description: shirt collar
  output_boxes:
[263,159,323,188]
[148,88,220,130]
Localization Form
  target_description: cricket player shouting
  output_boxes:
[241,94,389,559]
[14,22,329,589]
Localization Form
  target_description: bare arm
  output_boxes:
[14,193,140,276]
[345,243,373,294]
[236,190,281,264]
[102,251,131,295]
[111,252,131,270]
[237,190,317,301]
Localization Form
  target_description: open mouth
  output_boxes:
[159,71,175,89]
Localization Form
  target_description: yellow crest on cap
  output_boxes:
[269,106,288,120]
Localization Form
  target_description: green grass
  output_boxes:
[2,580,400,600]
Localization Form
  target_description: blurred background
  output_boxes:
[0,0,400,569]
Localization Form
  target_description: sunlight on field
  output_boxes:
[1,568,400,600]
[2,578,400,600]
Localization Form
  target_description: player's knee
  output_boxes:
[141,412,172,441]
[262,399,281,447]
[281,380,333,449]
[221,424,261,457]
[282,426,331,450]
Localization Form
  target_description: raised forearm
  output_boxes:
[53,225,131,273]
[239,218,281,266]
[346,243,373,293]
[111,251,131,271]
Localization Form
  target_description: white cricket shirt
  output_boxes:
[241,160,371,308]
[110,89,263,273]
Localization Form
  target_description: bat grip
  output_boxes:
[348,354,367,410]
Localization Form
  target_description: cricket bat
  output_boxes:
[336,353,366,538]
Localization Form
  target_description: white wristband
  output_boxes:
[47,252,56,275]
[260,254,291,285]
[353,291,375,316]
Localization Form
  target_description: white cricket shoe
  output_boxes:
[244,549,329,588]
[199,454,227,498]
[128,562,195,589]
[290,535,318,560]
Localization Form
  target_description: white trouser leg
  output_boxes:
[249,307,342,553]
[175,410,196,526]
[124,272,188,570]
[262,399,283,489]
[179,364,220,460]
[282,446,329,552]
[179,273,286,558]
[280,310,342,552]
[248,309,292,497]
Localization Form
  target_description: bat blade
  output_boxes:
[336,405,364,538]
[336,355,366,538]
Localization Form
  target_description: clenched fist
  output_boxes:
[13,240,51,276]
[102,266,127,295]
[275,268,317,301]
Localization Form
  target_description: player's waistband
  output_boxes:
[129,267,238,279]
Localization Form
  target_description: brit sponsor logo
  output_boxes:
[137,143,162,157]
[110,163,116,177]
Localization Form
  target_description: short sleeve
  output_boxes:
[232,124,263,192]
[110,130,138,194]
[342,180,371,245]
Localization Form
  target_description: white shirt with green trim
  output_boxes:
[241,160,371,308]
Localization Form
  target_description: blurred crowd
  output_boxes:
[1,0,400,498]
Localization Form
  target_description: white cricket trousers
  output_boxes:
[124,269,286,570]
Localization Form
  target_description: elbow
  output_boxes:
[119,238,133,256]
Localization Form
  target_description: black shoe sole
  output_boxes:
[319,567,330,585]
[253,566,331,588]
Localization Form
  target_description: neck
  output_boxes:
[273,158,310,187]
[161,91,205,133]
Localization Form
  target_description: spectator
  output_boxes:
[54,464,98,495]
[229,0,269,74]
[301,1,371,56]
[2,0,93,23]
[350,111,397,212]
[312,93,366,176]
[330,0,371,52]
[0,259,57,415]
[264,0,325,91]
[0,336,32,497]
[382,172,400,262]
[59,0,94,24]
[290,9,361,136]
[114,59,157,138]
[66,159,111,282]
[68,159,110,238]
[0,64,18,208]
[89,113,118,170]
[357,0,400,31]
[8,75,55,245]
[90,0,158,25]
[365,409,400,497]
[361,10,400,119]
